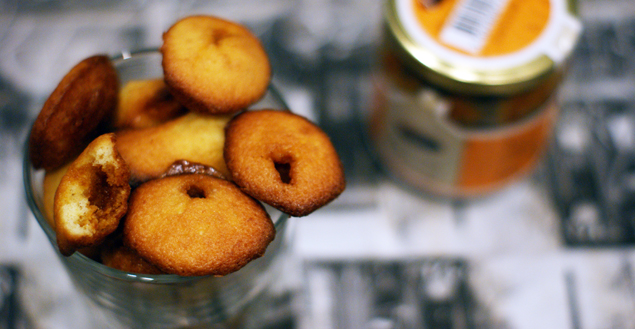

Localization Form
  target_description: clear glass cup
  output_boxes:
[23,49,291,329]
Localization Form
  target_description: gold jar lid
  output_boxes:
[384,0,582,95]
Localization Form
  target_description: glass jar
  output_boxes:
[368,0,582,197]
[23,49,291,329]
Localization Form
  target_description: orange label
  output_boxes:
[456,100,557,191]
[412,0,550,56]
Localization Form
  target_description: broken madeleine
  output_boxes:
[54,133,131,256]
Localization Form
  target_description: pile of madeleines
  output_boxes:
[28,15,345,277]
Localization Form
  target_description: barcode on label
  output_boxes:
[439,0,510,54]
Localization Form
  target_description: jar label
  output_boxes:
[370,74,558,197]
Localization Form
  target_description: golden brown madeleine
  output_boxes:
[161,15,271,114]
[29,55,118,170]
[224,110,346,217]
[116,112,231,184]
[54,133,130,256]
[123,174,275,276]
[114,78,187,129]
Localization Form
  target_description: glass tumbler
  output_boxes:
[23,49,291,329]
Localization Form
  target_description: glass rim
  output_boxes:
[22,49,290,284]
